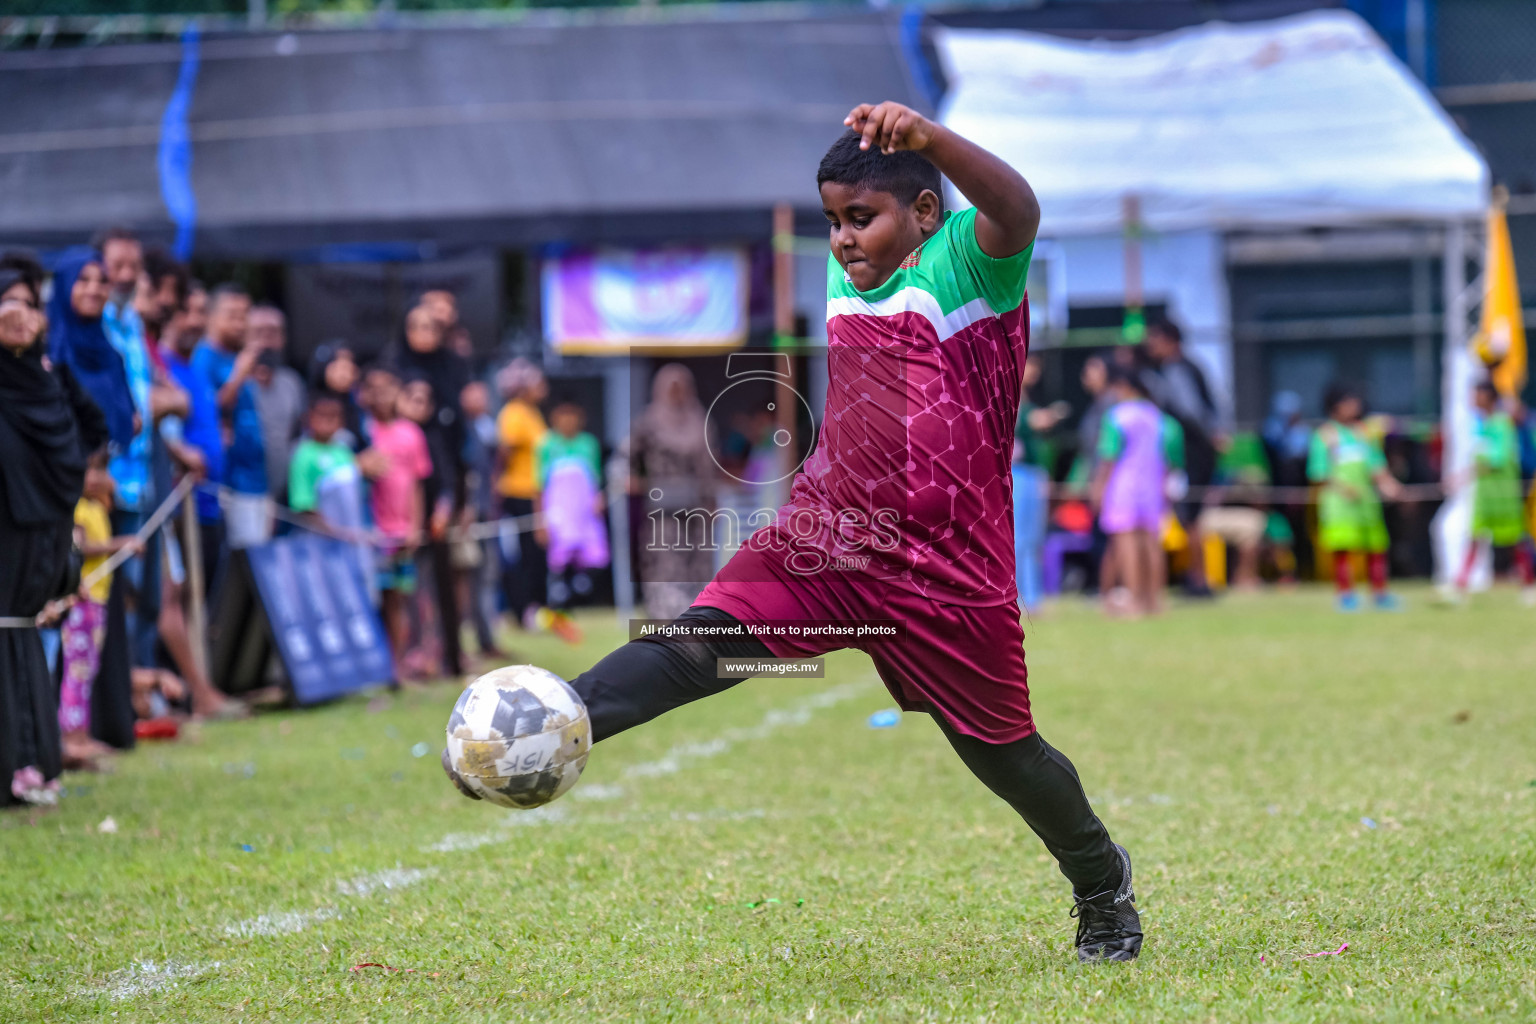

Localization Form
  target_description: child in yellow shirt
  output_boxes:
[59,452,140,756]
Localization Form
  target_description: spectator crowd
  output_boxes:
[1011,317,1536,618]
[0,231,633,808]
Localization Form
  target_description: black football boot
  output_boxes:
[1071,843,1143,962]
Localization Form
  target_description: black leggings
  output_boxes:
[568,606,1120,893]
[500,496,546,624]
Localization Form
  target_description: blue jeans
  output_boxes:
[1013,464,1048,610]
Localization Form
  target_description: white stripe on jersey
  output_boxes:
[826,288,997,344]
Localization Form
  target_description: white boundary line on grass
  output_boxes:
[424,807,771,853]
[423,677,876,854]
[93,959,224,1000]
[621,680,873,779]
[223,908,340,938]
[219,867,439,942]
[87,678,876,1001]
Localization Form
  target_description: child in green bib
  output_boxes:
[1454,381,1534,601]
[1307,384,1403,611]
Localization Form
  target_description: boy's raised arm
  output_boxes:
[844,101,1040,258]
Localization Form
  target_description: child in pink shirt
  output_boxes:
[361,366,431,669]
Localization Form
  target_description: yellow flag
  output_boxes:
[1472,193,1526,397]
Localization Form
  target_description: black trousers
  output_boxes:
[568,606,1120,893]
[429,538,463,675]
[500,496,547,624]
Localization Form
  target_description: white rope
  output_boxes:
[1,476,195,629]
[81,476,196,592]
[1047,480,1456,503]
[195,479,629,548]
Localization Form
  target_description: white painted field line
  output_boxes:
[223,908,340,938]
[623,679,874,779]
[95,678,875,999]
[73,958,224,1001]
[424,806,772,852]
[424,677,875,854]
[218,867,437,943]
[335,866,436,898]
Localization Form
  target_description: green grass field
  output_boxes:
[6,586,1536,1023]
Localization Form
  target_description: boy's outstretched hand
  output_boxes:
[843,100,1040,258]
[845,102,940,155]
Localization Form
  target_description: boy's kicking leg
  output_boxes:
[930,713,1142,962]
[566,606,774,741]
[859,592,1142,962]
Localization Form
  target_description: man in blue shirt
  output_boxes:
[192,284,269,548]
[162,283,225,573]
[97,226,162,667]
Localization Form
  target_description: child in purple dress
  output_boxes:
[1092,368,1184,617]
[537,402,610,612]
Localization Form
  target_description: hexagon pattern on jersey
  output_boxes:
[745,302,1028,605]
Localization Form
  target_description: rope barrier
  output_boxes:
[83,476,197,591]
[233,472,1479,555]
[195,478,630,548]
[1044,480,1458,503]
[3,465,1509,630]
[0,476,196,629]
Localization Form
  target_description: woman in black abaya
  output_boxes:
[0,253,108,806]
[393,306,471,676]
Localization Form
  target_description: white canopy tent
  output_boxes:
[935,10,1493,587]
[934,10,1487,236]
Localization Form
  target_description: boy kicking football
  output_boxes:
[447,102,1143,962]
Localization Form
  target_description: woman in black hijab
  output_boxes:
[0,253,108,806]
[392,305,470,675]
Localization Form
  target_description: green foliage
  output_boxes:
[3,589,1534,1021]
[5,1,246,15]
[2,0,788,16]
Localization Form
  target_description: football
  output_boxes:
[441,665,591,809]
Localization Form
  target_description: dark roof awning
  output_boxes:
[0,9,928,259]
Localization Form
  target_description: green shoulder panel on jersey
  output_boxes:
[825,208,1034,343]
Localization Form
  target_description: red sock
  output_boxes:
[1367,552,1388,594]
[1457,540,1481,591]
[1333,550,1354,594]
[1515,543,1535,587]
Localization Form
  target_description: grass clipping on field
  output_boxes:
[4,589,1536,1023]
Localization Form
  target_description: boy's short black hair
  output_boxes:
[1474,379,1499,398]
[817,131,943,207]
